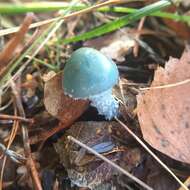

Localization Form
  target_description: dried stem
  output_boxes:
[0,107,20,190]
[140,78,190,90]
[133,16,146,57]
[0,114,34,123]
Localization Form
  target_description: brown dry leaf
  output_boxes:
[55,121,142,190]
[137,47,190,163]
[44,72,89,122]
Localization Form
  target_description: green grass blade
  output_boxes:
[0,2,85,14]
[1,1,190,24]
[100,7,190,23]
[0,1,144,15]
[63,0,172,44]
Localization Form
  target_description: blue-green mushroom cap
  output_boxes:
[63,47,119,99]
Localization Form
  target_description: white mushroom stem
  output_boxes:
[90,89,119,120]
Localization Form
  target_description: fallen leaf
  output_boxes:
[137,47,190,163]
[84,28,135,62]
[100,36,135,62]
[44,72,89,122]
[31,72,90,144]
[55,121,142,190]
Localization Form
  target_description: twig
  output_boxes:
[133,16,146,57]
[140,78,190,90]
[0,114,34,123]
[67,135,153,190]
[0,107,19,190]
[178,177,190,190]
[0,99,12,111]
[10,80,42,190]
[115,117,189,190]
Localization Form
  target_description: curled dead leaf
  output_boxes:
[55,121,142,190]
[44,72,89,122]
[137,47,190,163]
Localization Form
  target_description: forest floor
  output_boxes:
[0,0,190,190]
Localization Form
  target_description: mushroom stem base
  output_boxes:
[90,90,119,120]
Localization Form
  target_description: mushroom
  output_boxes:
[62,47,119,120]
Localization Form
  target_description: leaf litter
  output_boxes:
[0,0,190,190]
[137,47,190,164]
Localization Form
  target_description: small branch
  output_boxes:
[0,114,34,124]
[133,16,146,57]
[140,79,190,90]
[67,135,153,190]
[0,108,19,190]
